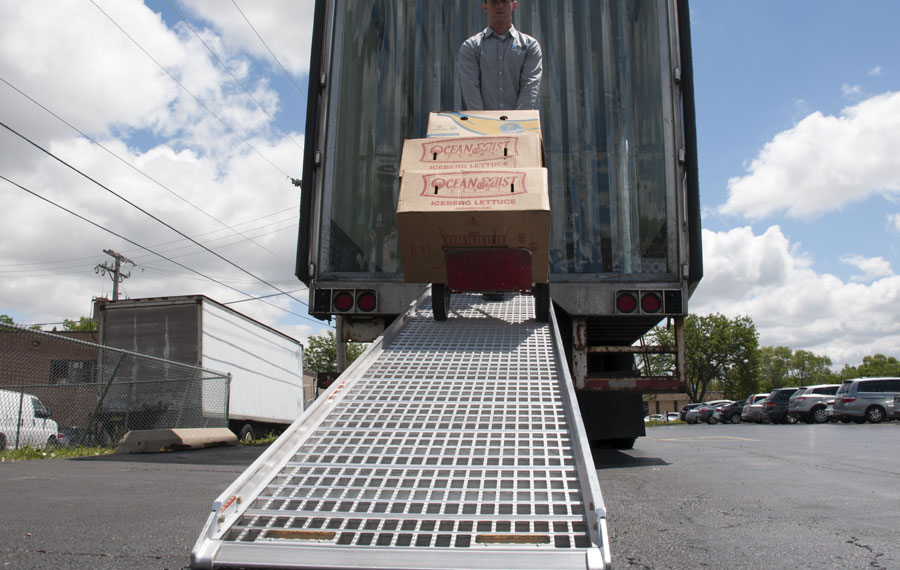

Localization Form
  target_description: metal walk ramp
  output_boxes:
[192,292,610,569]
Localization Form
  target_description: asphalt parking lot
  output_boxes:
[595,422,900,569]
[1,423,898,569]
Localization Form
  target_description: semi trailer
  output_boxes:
[192,1,701,567]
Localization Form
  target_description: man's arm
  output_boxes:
[516,37,542,110]
[459,37,484,111]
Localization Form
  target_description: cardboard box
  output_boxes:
[399,133,543,177]
[397,167,550,285]
[426,110,541,138]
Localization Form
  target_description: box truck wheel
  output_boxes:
[237,424,256,442]
[534,283,550,322]
[432,284,450,321]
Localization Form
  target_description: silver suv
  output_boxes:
[832,377,900,423]
[788,384,841,424]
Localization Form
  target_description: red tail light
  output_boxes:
[765,402,776,408]
[841,397,856,403]
[333,291,354,312]
[640,292,662,313]
[616,292,637,313]
[356,291,377,312]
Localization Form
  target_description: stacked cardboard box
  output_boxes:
[396,111,550,286]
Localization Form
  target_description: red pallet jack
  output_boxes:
[431,247,550,322]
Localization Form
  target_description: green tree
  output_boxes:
[1,314,41,331]
[840,354,900,378]
[758,346,836,391]
[303,330,367,373]
[643,313,760,402]
[757,346,792,392]
[62,316,98,332]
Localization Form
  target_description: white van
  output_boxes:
[0,389,61,450]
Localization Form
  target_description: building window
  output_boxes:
[49,360,97,384]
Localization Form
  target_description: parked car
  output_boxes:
[832,377,900,423]
[760,387,800,424]
[665,411,681,422]
[0,389,63,450]
[713,400,748,424]
[680,403,703,421]
[890,396,900,420]
[644,414,666,423]
[788,384,841,424]
[685,400,733,424]
[740,393,770,423]
[823,399,837,422]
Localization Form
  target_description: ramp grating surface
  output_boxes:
[222,294,593,551]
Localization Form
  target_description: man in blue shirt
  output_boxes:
[459,0,543,111]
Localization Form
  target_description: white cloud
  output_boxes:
[841,83,863,98]
[692,227,900,368]
[840,254,893,282]
[868,66,882,76]
[176,0,316,77]
[890,213,900,232]
[720,91,900,220]
[0,0,326,341]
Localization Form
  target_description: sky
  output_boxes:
[1,1,899,370]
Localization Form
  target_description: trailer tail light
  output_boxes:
[332,291,354,313]
[356,291,377,312]
[615,289,684,315]
[616,292,638,313]
[640,292,662,313]
[321,289,380,315]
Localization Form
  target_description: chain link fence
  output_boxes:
[1,323,230,450]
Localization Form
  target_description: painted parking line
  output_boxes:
[657,436,760,442]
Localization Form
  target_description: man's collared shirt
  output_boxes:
[459,24,542,111]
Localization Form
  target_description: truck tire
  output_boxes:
[533,283,550,322]
[238,424,256,442]
[432,284,450,321]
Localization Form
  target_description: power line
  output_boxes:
[164,0,304,152]
[0,75,294,264]
[87,0,296,181]
[127,217,297,264]
[224,287,307,305]
[231,0,308,101]
[0,173,325,327]
[0,120,307,308]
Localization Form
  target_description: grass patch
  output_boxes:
[645,419,684,427]
[238,432,280,446]
[1,445,115,462]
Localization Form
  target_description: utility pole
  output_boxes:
[95,249,135,301]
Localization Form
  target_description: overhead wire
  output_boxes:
[0,120,307,308]
[0,75,295,264]
[230,0,308,101]
[0,173,326,327]
[164,0,304,152]
[87,0,296,182]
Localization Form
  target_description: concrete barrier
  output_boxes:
[115,428,237,454]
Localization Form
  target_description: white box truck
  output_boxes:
[94,295,304,441]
